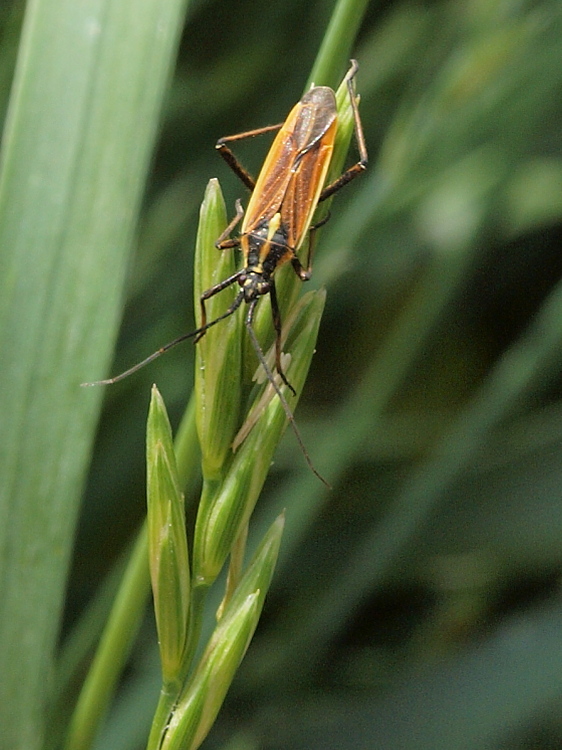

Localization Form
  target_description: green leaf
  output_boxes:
[163,514,285,750]
[194,179,243,479]
[192,291,325,585]
[0,0,190,747]
[147,386,191,685]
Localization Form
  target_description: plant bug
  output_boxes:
[83,60,368,485]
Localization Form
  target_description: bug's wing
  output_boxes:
[282,138,335,249]
[243,87,338,236]
[242,132,297,230]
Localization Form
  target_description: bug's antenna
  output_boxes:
[244,303,331,488]
[81,292,245,387]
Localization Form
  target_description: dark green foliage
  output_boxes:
[3,0,562,748]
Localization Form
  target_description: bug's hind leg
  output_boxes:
[216,122,284,191]
[318,60,368,203]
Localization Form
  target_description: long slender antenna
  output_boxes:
[244,304,331,488]
[81,292,245,386]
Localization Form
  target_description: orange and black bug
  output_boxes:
[83,60,368,484]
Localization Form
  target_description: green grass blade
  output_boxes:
[63,525,150,750]
[307,0,371,88]
[0,0,189,747]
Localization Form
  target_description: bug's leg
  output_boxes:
[215,199,245,250]
[318,60,368,203]
[291,254,310,283]
[195,271,244,343]
[294,211,332,279]
[216,123,284,192]
[268,280,296,396]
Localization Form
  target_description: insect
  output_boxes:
[83,60,368,484]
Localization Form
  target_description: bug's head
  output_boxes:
[239,269,271,302]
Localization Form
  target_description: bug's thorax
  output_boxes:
[239,211,294,302]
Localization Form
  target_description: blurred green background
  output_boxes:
[3,0,562,748]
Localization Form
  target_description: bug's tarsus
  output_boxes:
[290,254,311,282]
[215,199,244,249]
[309,211,332,232]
